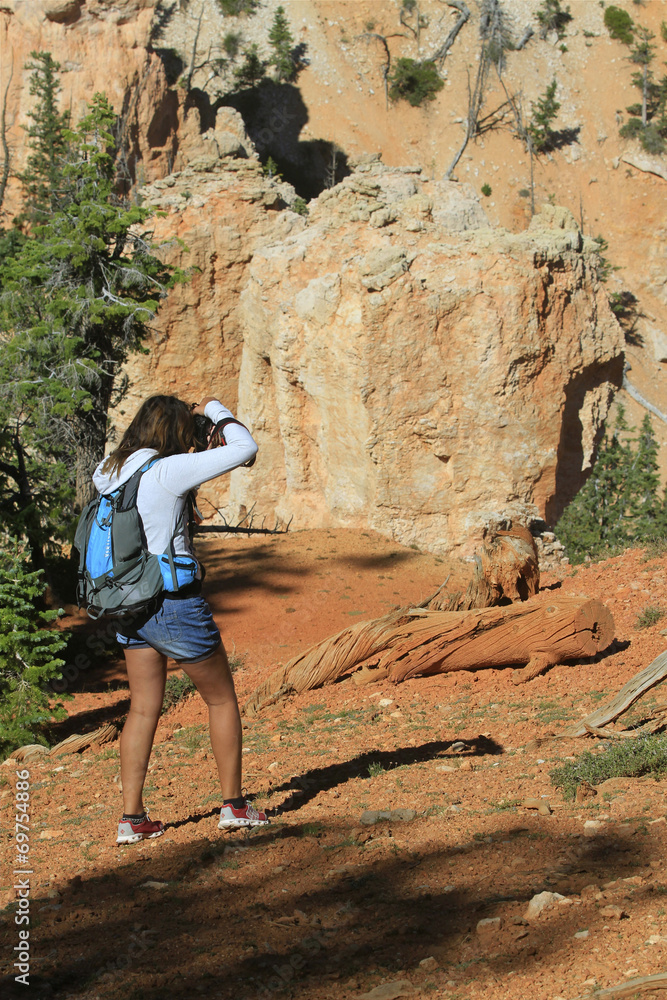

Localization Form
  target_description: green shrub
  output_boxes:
[388,58,444,107]
[291,196,309,216]
[223,32,241,58]
[551,733,667,799]
[162,671,197,713]
[217,0,258,15]
[635,605,665,629]
[604,5,634,44]
[481,183,492,197]
[262,155,281,179]
[620,117,666,153]
[536,0,573,40]
[0,555,69,757]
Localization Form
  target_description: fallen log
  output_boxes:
[244,596,614,716]
[6,721,120,765]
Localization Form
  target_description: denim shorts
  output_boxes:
[116,594,221,663]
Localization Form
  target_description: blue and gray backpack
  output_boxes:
[74,458,198,620]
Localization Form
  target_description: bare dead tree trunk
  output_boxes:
[0,54,13,214]
[361,33,394,109]
[514,25,534,50]
[432,1,470,66]
[445,58,485,178]
[184,0,204,93]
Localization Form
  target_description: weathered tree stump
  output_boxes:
[428,524,540,611]
[244,596,614,716]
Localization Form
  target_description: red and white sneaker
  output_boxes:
[116,814,165,845]
[218,800,269,830]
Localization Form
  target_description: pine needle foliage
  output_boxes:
[233,43,267,88]
[0,78,187,567]
[0,553,69,757]
[618,25,667,154]
[556,409,667,564]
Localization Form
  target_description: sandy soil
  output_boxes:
[1,528,666,1000]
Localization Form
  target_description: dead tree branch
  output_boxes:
[431,1,471,66]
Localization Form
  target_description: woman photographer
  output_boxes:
[92,394,268,844]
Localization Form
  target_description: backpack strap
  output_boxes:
[112,457,161,512]
[163,491,198,591]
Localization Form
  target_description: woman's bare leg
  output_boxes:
[120,646,167,815]
[181,644,242,800]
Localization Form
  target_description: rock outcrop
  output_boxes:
[227,163,623,553]
[125,131,623,554]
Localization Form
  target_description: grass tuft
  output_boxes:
[635,605,665,630]
[162,671,197,713]
[550,733,667,800]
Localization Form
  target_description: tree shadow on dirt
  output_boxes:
[8,817,658,1000]
[269,737,503,814]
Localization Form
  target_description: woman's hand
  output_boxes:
[192,396,218,416]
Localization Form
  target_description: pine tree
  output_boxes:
[625,414,661,539]
[0,553,69,757]
[556,410,633,563]
[268,5,294,82]
[0,83,186,566]
[233,43,267,88]
[18,51,70,226]
[527,78,561,152]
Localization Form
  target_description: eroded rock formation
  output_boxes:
[125,133,624,554]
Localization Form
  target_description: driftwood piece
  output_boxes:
[572,971,667,998]
[428,524,539,611]
[244,596,614,716]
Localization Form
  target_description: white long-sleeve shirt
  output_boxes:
[92,401,257,569]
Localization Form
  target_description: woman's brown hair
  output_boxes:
[102,396,195,477]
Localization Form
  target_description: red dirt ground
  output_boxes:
[1,528,666,1000]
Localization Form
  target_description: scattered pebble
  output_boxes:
[574,930,590,940]
[525,891,566,920]
[359,980,417,1000]
[521,797,552,815]
[359,809,417,825]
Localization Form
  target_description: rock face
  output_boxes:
[219,162,623,554]
[121,144,623,554]
[0,0,172,216]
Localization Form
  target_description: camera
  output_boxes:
[192,412,255,467]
